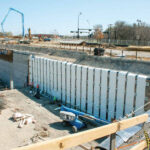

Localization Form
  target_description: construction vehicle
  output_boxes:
[1,8,25,37]
[28,28,32,40]
[60,105,109,133]
[94,48,105,56]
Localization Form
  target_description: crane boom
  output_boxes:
[1,8,25,37]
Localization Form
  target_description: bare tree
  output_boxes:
[93,24,104,42]
[105,21,150,41]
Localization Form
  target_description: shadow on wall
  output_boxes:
[0,50,29,88]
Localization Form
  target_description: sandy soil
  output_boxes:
[0,88,100,150]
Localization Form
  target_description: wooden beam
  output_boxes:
[130,141,147,150]
[14,114,148,150]
[118,114,148,130]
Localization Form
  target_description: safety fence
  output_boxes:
[29,55,148,122]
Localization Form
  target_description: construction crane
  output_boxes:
[1,8,25,37]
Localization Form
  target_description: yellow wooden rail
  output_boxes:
[14,114,148,150]
[130,140,147,150]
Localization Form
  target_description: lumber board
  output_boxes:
[130,140,147,150]
[13,114,148,150]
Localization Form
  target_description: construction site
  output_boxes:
[1,2,150,150]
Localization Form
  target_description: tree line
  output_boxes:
[93,21,150,41]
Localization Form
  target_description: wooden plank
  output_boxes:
[135,75,147,115]
[116,71,127,120]
[130,140,147,150]
[13,114,148,150]
[57,61,62,100]
[62,62,67,104]
[87,67,94,115]
[76,65,82,110]
[108,70,117,122]
[100,69,109,120]
[125,73,136,115]
[93,68,101,118]
[66,63,71,105]
[71,64,76,108]
[81,66,88,112]
[110,133,116,150]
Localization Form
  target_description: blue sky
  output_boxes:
[0,0,150,35]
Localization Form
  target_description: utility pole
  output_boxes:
[87,20,91,38]
[77,12,82,39]
[108,24,113,44]
[136,19,141,46]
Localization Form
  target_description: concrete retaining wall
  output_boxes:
[13,52,29,88]
[0,51,29,88]
[0,59,12,86]
[30,56,148,121]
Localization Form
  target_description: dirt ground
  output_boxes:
[0,88,101,150]
[0,86,150,150]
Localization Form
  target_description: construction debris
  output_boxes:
[12,112,36,128]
